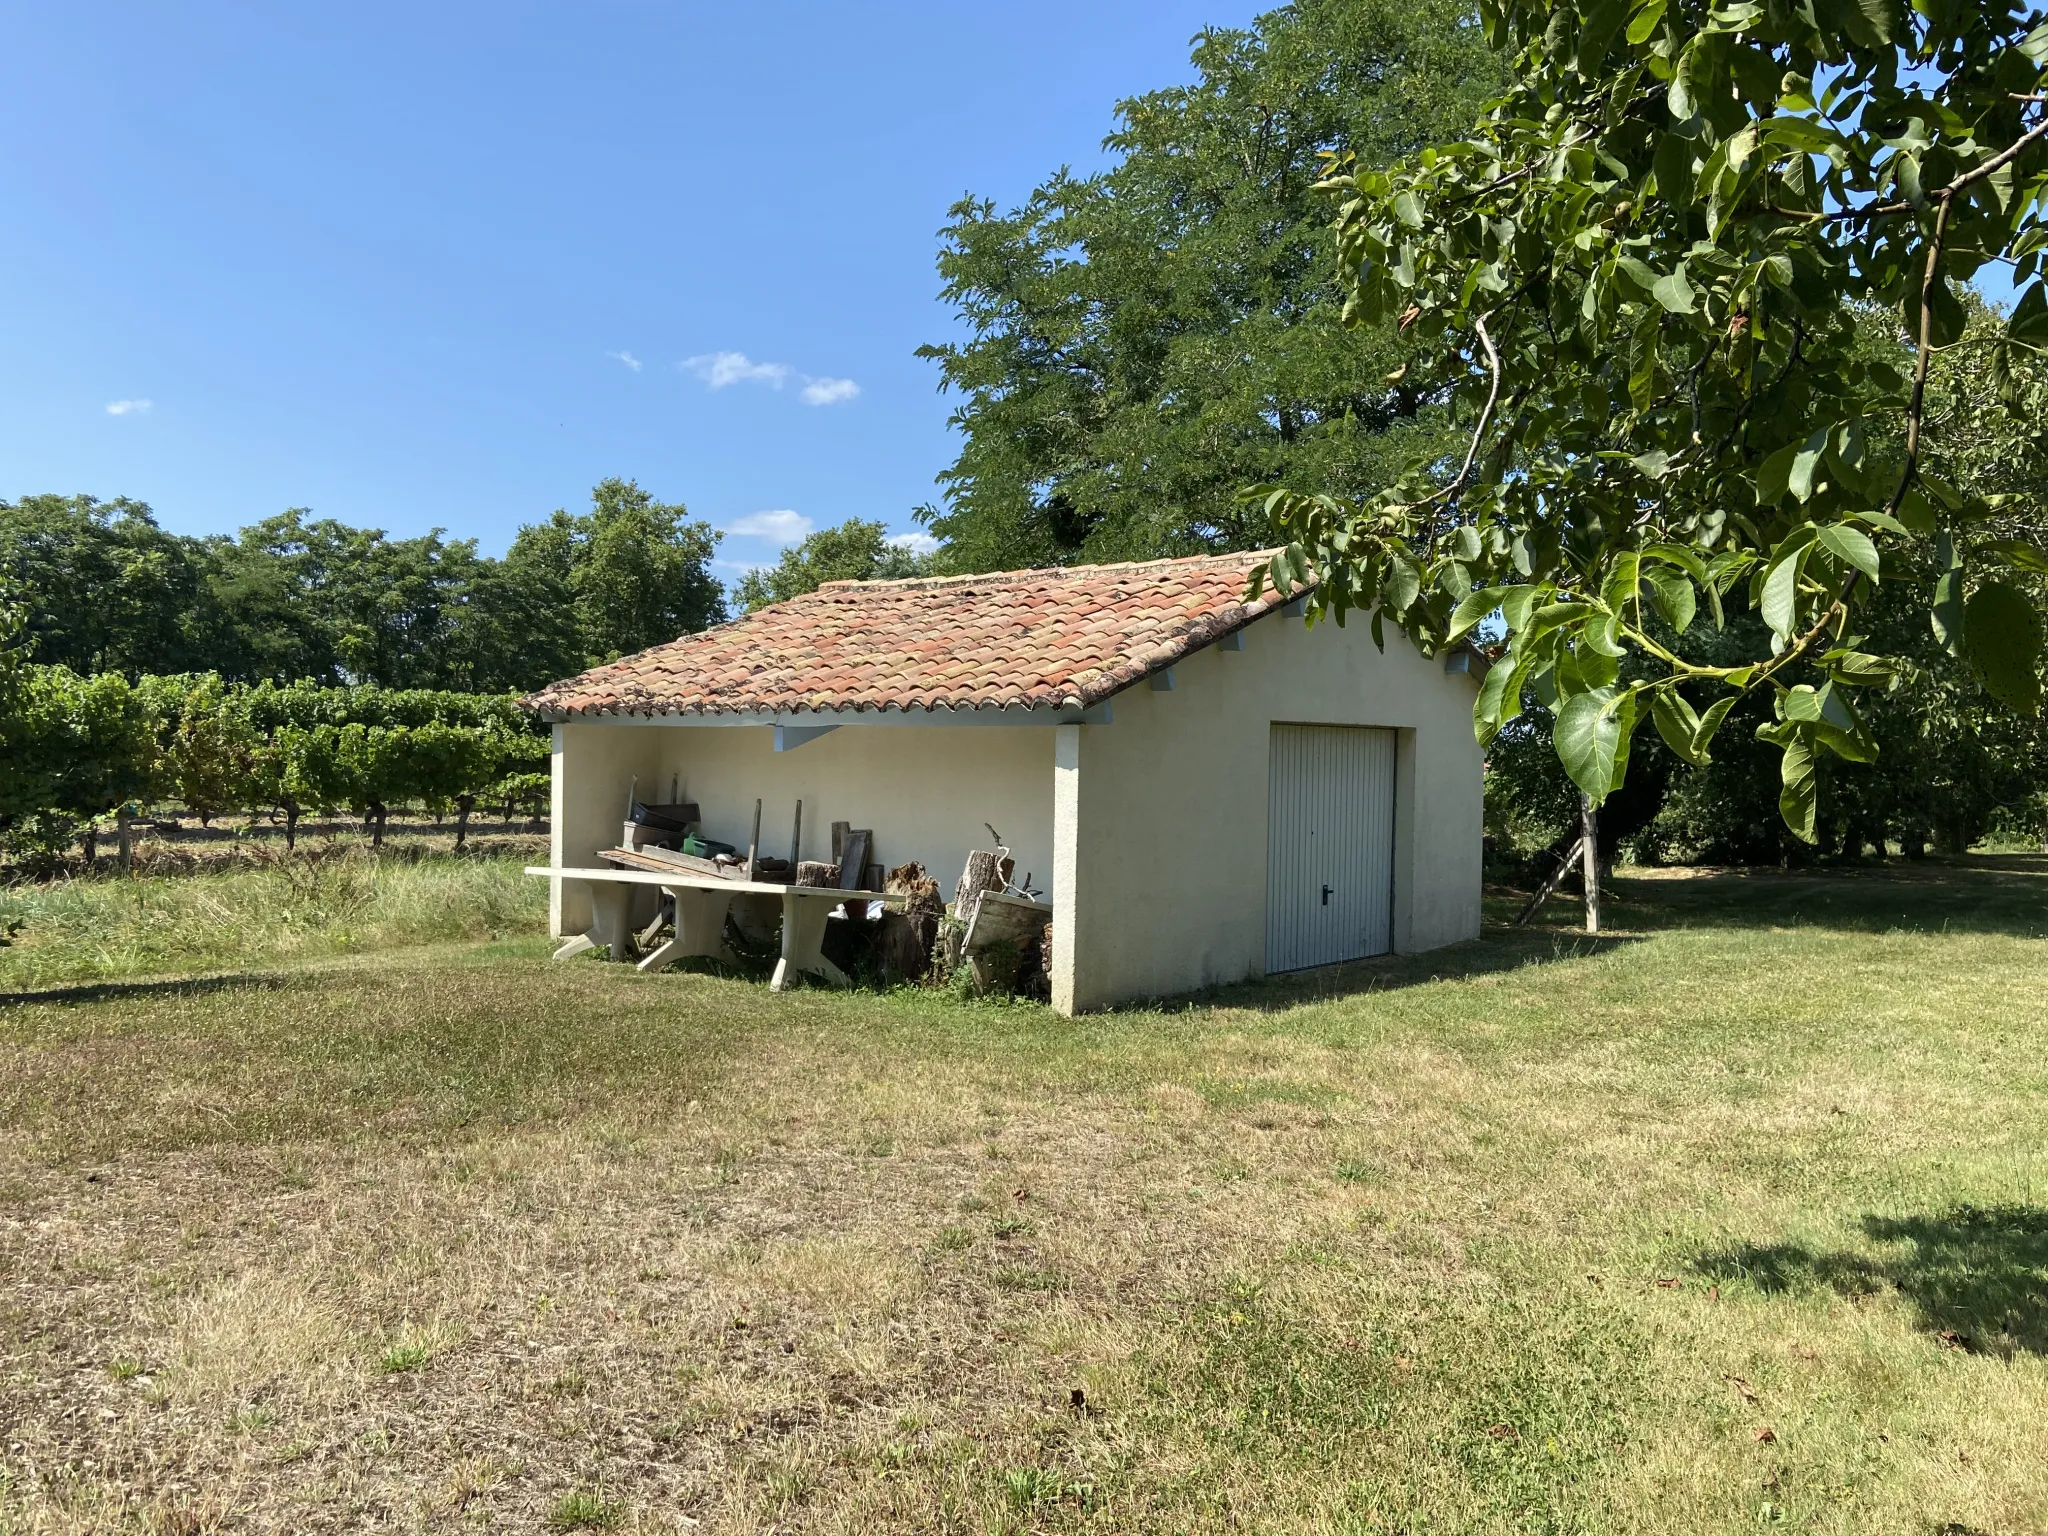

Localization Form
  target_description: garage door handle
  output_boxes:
[1321,884,1332,905]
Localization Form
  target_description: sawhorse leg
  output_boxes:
[769,890,850,991]
[553,881,633,962]
[637,887,738,973]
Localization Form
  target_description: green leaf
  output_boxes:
[1615,255,1661,293]
[1626,0,1668,43]
[1922,276,1965,349]
[1584,611,1627,658]
[1691,695,1737,761]
[1629,321,1660,411]
[1815,523,1880,582]
[1651,265,1696,314]
[1554,688,1622,803]
[1269,551,1295,598]
[1755,442,1799,506]
[1606,687,1645,793]
[1850,0,1894,43]
[1963,581,2045,712]
[1447,587,1500,642]
[1473,648,1521,743]
[1786,430,1828,502]
[1931,531,1964,656]
[1983,538,2048,575]
[1896,486,1936,536]
[1384,555,1422,614]
[1394,190,1425,229]
[1644,568,1697,633]
[2008,281,2048,348]
[1781,682,1825,723]
[1667,40,1700,119]
[1499,584,1541,633]
[1651,688,1704,765]
[1643,542,1709,583]
[1825,650,1897,682]
[1776,730,1818,843]
[1451,524,1483,561]
[1760,546,1808,640]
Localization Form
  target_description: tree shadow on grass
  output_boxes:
[1205,928,1647,1013]
[1694,1205,2048,1358]
[1599,855,2048,939]
[0,973,293,1010]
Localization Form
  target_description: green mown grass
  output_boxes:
[0,857,2042,1533]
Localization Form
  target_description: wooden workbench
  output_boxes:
[527,865,899,991]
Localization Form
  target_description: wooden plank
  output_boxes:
[530,866,898,900]
[606,845,733,878]
[837,830,870,891]
[1513,835,1585,926]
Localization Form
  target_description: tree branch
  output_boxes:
[1885,188,1954,522]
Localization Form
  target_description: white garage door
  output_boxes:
[1266,724,1396,973]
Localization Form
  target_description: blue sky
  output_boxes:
[0,3,1256,578]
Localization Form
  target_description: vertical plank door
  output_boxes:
[1266,724,1396,972]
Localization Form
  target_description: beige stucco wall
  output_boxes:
[549,719,1056,935]
[1050,607,1483,1013]
[549,722,665,935]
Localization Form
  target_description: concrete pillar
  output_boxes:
[1051,723,1081,1016]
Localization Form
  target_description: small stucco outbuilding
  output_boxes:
[525,550,1484,1013]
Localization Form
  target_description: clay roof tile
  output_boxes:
[522,549,1305,718]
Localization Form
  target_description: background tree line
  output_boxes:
[0,477,723,692]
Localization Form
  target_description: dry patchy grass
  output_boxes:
[0,859,2044,1532]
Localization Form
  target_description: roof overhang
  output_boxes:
[531,699,1117,727]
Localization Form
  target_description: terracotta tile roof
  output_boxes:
[523,550,1306,718]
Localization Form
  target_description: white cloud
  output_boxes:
[725,509,813,544]
[800,376,860,406]
[888,531,940,556]
[607,350,643,372]
[105,398,153,416]
[683,351,790,389]
[679,351,859,404]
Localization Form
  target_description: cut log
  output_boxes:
[953,849,1007,916]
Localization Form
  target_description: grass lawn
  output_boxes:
[1,856,2044,1533]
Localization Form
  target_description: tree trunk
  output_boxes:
[1579,795,1601,935]
[81,823,97,868]
[117,806,134,873]
[455,795,474,852]
[370,803,386,849]
[284,801,300,852]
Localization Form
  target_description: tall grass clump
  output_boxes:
[0,849,545,990]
